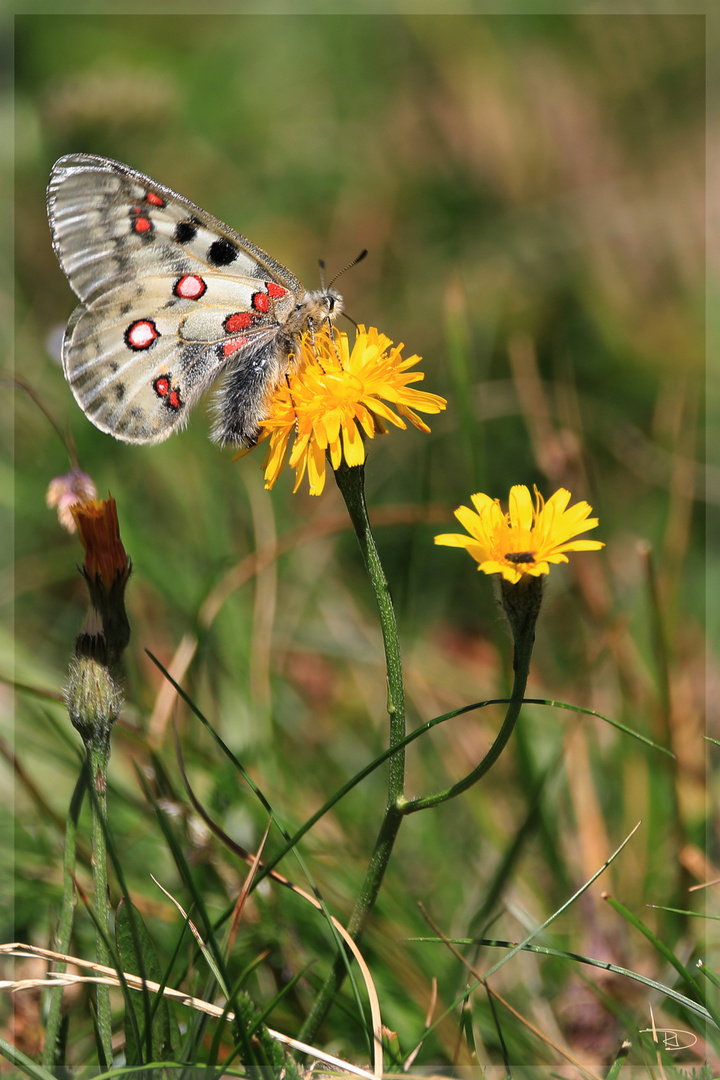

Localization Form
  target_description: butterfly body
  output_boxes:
[47,154,342,446]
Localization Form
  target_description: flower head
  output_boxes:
[435,485,603,584]
[71,496,130,590]
[258,326,446,495]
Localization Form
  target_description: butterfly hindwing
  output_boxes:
[60,278,285,443]
[47,154,320,445]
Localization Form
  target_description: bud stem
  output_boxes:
[87,731,113,1067]
[403,574,542,813]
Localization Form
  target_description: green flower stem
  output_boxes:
[345,805,404,936]
[403,576,540,813]
[300,461,406,1043]
[87,731,113,1068]
[41,764,87,1069]
[334,460,406,799]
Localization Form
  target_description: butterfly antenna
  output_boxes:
[318,258,327,291]
[327,249,368,289]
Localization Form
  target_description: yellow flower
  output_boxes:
[258,326,446,495]
[435,485,603,584]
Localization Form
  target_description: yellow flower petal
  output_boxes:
[343,418,366,466]
[329,431,344,471]
[509,485,534,533]
[308,439,327,496]
[434,532,476,548]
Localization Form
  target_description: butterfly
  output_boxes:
[47,154,345,447]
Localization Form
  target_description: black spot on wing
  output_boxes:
[175,220,198,244]
[208,238,238,267]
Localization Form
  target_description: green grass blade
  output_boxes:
[0,1031,58,1080]
[115,897,179,1065]
[604,894,720,1027]
[605,1039,632,1080]
[407,936,717,1026]
[697,960,720,989]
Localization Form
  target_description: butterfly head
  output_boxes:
[302,287,344,324]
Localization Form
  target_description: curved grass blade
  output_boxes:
[604,894,720,1028]
[407,936,717,1026]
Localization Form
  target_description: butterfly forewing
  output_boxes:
[48,155,304,301]
[47,154,336,446]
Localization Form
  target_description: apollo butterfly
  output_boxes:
[47,154,344,446]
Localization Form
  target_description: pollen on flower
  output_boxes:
[256,325,446,495]
[434,485,603,584]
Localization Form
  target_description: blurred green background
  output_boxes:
[6,10,713,1071]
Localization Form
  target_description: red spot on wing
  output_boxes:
[153,374,183,410]
[267,282,287,299]
[174,275,207,300]
[222,336,249,358]
[146,191,164,207]
[252,292,270,313]
[224,311,253,332]
[125,320,159,350]
[130,203,154,235]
